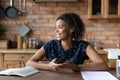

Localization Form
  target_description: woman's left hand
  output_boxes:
[61,61,80,72]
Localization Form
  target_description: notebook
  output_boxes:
[81,71,118,80]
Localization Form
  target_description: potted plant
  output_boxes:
[0,23,7,40]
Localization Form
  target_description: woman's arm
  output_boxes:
[79,44,109,71]
[26,47,62,71]
[60,44,109,72]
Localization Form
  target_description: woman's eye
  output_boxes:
[59,26,64,29]
[59,27,63,29]
[56,26,63,29]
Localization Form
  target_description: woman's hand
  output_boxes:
[62,61,80,72]
[48,58,62,71]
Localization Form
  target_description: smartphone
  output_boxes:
[55,58,66,64]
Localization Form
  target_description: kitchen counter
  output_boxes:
[0,49,108,69]
[0,49,107,54]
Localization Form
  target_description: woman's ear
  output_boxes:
[70,29,73,33]
[70,27,74,33]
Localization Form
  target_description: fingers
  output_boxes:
[62,61,76,69]
[50,60,79,72]
[63,62,80,72]
[49,58,63,71]
[52,64,62,71]
[51,58,57,62]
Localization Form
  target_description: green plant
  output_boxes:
[0,24,7,40]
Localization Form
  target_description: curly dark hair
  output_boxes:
[56,13,85,41]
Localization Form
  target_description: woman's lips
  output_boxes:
[56,33,61,37]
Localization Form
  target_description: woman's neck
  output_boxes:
[61,38,72,50]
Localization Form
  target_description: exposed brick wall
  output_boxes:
[0,0,120,48]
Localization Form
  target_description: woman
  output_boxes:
[26,13,108,72]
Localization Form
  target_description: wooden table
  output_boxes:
[0,70,119,80]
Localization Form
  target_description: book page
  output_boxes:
[10,66,39,77]
[0,67,39,77]
[81,71,118,80]
[0,68,16,75]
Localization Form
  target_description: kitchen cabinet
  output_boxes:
[88,0,120,19]
[105,0,120,18]
[0,49,38,69]
[108,59,116,69]
[0,54,3,69]
[0,49,108,69]
[4,53,33,68]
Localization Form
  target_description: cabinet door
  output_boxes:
[4,61,21,68]
[20,61,26,67]
[88,0,105,19]
[105,0,120,18]
[0,54,4,69]
[4,53,33,68]
[108,59,116,69]
[4,54,33,61]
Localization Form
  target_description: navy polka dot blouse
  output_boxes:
[43,39,89,65]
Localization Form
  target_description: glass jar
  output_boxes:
[28,38,32,49]
[116,55,120,78]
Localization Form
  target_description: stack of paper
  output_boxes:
[81,71,118,80]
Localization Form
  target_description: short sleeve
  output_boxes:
[74,41,90,64]
[81,41,89,60]
[42,40,53,59]
[42,40,59,60]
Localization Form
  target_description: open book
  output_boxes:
[0,66,39,77]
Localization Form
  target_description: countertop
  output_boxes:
[0,49,38,54]
[0,49,107,54]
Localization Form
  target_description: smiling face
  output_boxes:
[55,19,73,41]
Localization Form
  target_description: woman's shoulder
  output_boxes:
[43,39,59,49]
[73,40,90,47]
[45,39,59,45]
[76,40,89,44]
